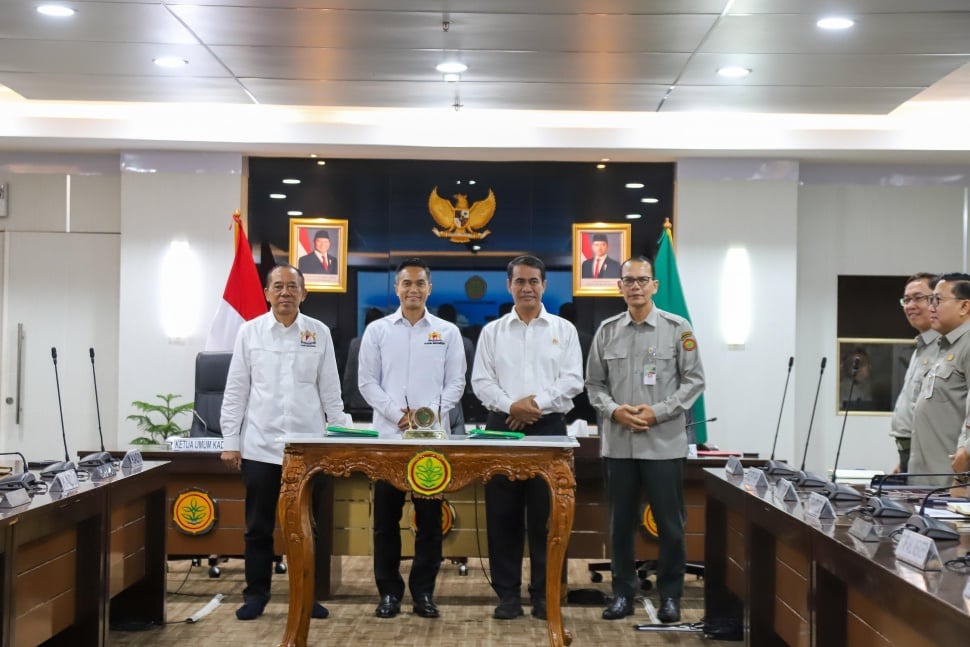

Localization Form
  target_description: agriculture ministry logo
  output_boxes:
[173,488,218,536]
[406,450,452,496]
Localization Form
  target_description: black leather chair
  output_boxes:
[190,351,233,438]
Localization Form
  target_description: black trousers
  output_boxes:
[605,457,686,599]
[372,480,443,600]
[483,411,565,602]
[240,459,283,605]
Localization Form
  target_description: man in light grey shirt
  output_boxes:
[890,273,939,473]
[586,256,704,624]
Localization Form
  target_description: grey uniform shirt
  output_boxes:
[586,307,705,460]
[911,320,970,486]
[890,329,940,440]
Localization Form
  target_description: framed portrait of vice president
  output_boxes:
[572,222,631,297]
[289,217,349,293]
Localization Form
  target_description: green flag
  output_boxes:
[653,227,709,444]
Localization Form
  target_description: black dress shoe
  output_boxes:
[375,594,401,619]
[412,593,439,618]
[658,597,681,623]
[602,595,634,620]
[530,599,547,620]
[493,599,524,620]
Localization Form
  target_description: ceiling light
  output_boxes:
[625,214,642,220]
[153,56,188,69]
[316,160,326,166]
[282,178,300,184]
[436,61,468,74]
[443,73,461,82]
[625,182,645,189]
[641,197,659,204]
[717,66,751,79]
[468,180,476,185]
[269,193,286,199]
[817,17,855,30]
[601,158,611,162]
[596,164,606,169]
[471,244,482,252]
[37,5,75,17]
[287,210,303,216]
[309,153,318,158]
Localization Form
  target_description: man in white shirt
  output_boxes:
[220,264,349,621]
[471,255,583,620]
[358,258,466,620]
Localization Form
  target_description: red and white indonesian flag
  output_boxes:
[298,227,313,257]
[204,212,267,351]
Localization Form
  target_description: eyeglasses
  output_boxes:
[899,295,931,307]
[927,294,968,307]
[620,277,654,287]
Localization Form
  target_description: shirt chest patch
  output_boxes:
[300,330,318,347]
[424,330,446,345]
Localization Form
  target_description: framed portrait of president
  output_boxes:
[288,217,349,293]
[572,222,631,297]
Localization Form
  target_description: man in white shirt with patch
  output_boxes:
[358,258,466,620]
[220,264,349,621]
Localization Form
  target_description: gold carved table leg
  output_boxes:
[277,449,314,647]
[541,453,576,647]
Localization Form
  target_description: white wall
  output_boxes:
[676,159,970,476]
[117,152,244,444]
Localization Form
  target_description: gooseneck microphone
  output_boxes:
[686,416,717,428]
[764,357,796,476]
[865,471,970,518]
[794,357,828,487]
[78,347,113,470]
[40,347,76,480]
[821,357,864,501]
[905,480,970,540]
[0,451,36,491]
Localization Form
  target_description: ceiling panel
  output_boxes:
[1,0,197,43]
[0,73,252,103]
[0,42,230,76]
[661,85,922,114]
[730,0,970,13]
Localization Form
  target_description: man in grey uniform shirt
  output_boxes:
[890,273,939,473]
[586,256,705,624]
[911,273,970,486]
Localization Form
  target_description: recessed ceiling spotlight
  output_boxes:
[443,73,461,82]
[817,16,855,30]
[717,66,751,78]
[625,214,642,220]
[596,163,606,169]
[153,56,188,69]
[269,193,286,199]
[316,160,326,166]
[309,153,318,158]
[37,5,75,17]
[287,210,303,216]
[282,178,301,184]
[641,197,659,204]
[601,157,611,162]
[471,244,482,252]
[625,182,645,189]
[436,61,468,74]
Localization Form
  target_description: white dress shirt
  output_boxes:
[358,308,466,436]
[220,311,350,464]
[472,306,583,415]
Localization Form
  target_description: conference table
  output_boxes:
[704,468,970,646]
[275,434,578,647]
[0,460,168,647]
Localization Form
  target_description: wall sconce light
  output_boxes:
[160,240,201,341]
[721,247,751,348]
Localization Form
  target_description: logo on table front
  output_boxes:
[406,450,452,496]
[173,488,218,536]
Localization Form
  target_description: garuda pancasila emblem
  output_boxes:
[428,187,496,244]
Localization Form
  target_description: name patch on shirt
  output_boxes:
[425,331,446,345]
[300,330,318,347]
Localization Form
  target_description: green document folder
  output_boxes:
[325,425,379,438]
[467,429,525,440]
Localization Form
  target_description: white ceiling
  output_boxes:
[3,0,970,161]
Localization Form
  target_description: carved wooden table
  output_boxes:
[276,435,578,647]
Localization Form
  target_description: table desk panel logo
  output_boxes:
[407,450,452,496]
[173,488,218,535]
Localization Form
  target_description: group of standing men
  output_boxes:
[892,272,970,486]
[218,252,705,625]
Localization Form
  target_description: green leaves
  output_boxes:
[127,393,194,445]
[414,457,444,489]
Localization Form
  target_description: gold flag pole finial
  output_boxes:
[663,217,674,246]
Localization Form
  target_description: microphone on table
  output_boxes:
[820,357,863,502]
[0,451,37,492]
[764,357,797,477]
[40,347,76,480]
[793,357,829,488]
[903,478,970,541]
[78,347,115,478]
[686,417,717,428]
[862,471,970,519]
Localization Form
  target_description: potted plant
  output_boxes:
[128,393,194,448]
